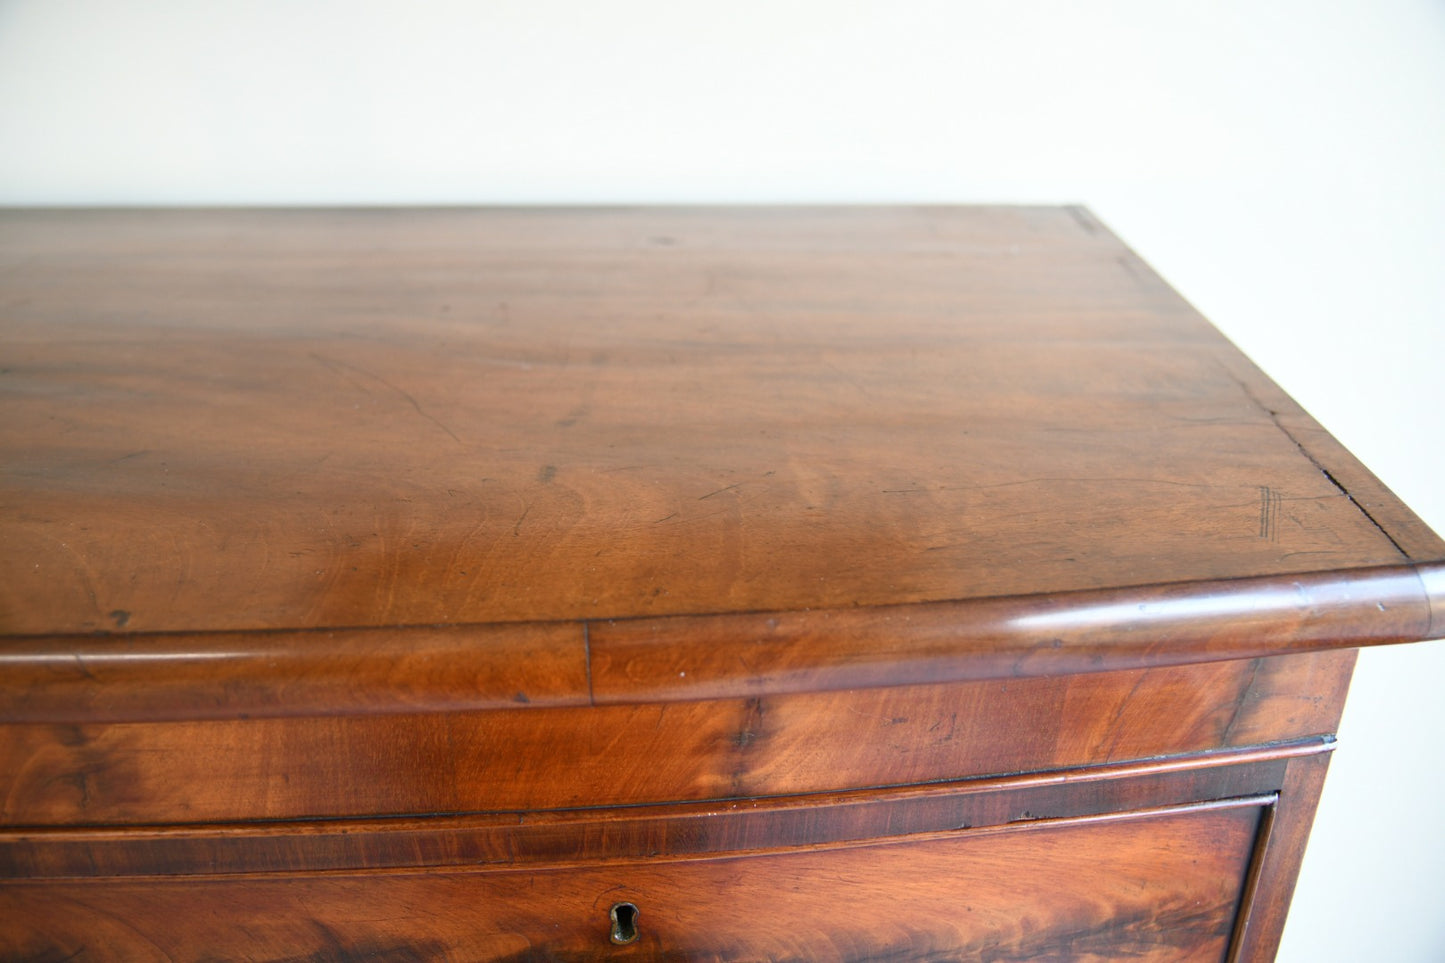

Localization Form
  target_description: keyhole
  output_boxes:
[609,901,639,945]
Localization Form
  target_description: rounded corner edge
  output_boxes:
[1413,561,1445,642]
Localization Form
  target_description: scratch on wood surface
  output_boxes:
[1067,205,1101,236]
[71,653,98,682]
[1221,658,1263,746]
[1115,253,1145,282]
[1216,356,1409,559]
[309,352,463,446]
[1103,671,1151,763]
[1258,486,1282,542]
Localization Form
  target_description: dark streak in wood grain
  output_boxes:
[0,744,1312,879]
[0,653,1351,826]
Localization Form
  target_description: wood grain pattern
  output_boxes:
[0,567,1423,723]
[3,207,1441,646]
[1208,342,1445,564]
[1229,752,1334,962]
[0,651,1352,826]
[0,621,590,723]
[0,742,1318,880]
[588,565,1426,706]
[2,207,1440,962]
[0,802,1264,963]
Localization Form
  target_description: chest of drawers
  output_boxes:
[2,206,1441,961]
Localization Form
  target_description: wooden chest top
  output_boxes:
[2,206,1441,719]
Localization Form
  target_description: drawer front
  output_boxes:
[3,802,1261,963]
[0,652,1351,826]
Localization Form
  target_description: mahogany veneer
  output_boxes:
[1,207,1441,962]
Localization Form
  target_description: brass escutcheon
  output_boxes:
[609,902,639,945]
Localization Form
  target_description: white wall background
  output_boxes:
[2,1,1442,958]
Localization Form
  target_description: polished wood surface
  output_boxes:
[0,742,1323,879]
[0,567,1421,723]
[3,207,1442,961]
[1231,752,1334,962]
[0,652,1353,825]
[4,803,1263,962]
[3,207,1441,648]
